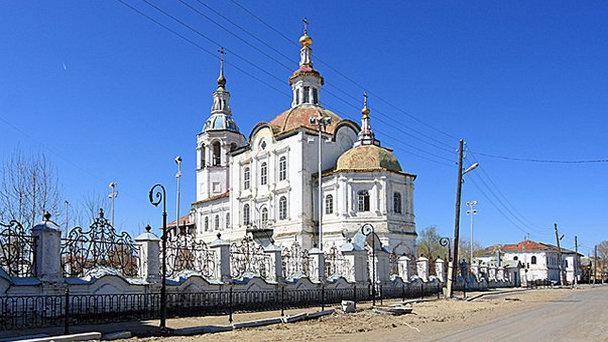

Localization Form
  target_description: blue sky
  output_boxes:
[1,1,607,255]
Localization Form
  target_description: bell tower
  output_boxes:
[196,48,246,202]
[289,18,324,108]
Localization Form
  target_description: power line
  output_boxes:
[118,0,458,166]
[472,151,608,164]
[228,0,460,143]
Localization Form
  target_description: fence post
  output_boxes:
[64,288,70,335]
[229,286,233,324]
[402,284,406,301]
[353,285,357,307]
[463,280,467,298]
[281,287,285,317]
[380,285,383,306]
[437,282,441,299]
[32,212,63,283]
[321,286,325,311]
[420,282,424,300]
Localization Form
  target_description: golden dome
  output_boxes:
[299,33,313,47]
[336,145,402,173]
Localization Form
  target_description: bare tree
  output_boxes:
[0,150,61,230]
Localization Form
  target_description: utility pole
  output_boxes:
[574,235,578,286]
[553,223,566,285]
[466,200,478,265]
[64,200,70,238]
[175,156,183,236]
[594,245,598,285]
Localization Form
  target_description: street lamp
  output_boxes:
[149,183,167,333]
[175,156,182,236]
[361,223,378,306]
[108,182,118,227]
[446,140,479,299]
[466,200,478,265]
[309,114,331,250]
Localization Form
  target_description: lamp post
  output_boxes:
[361,223,377,306]
[439,237,451,264]
[175,156,182,236]
[446,139,479,299]
[309,114,331,250]
[149,183,167,333]
[108,182,118,227]
[466,200,478,265]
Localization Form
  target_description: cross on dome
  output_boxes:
[290,18,323,108]
[355,92,380,147]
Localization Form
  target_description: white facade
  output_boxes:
[190,29,417,257]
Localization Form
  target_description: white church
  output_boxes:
[179,26,418,257]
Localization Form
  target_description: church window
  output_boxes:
[200,145,206,168]
[204,216,209,232]
[303,86,310,103]
[531,256,537,265]
[393,192,402,214]
[214,215,220,230]
[261,162,268,185]
[226,213,230,229]
[261,207,269,227]
[312,88,318,104]
[564,259,568,268]
[325,194,334,214]
[279,196,288,220]
[244,167,250,190]
[357,190,370,212]
[295,89,300,104]
[279,156,287,181]
[243,204,250,226]
[212,141,221,166]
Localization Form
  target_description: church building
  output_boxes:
[188,25,418,257]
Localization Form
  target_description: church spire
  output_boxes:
[289,18,324,108]
[355,92,380,147]
[211,47,231,115]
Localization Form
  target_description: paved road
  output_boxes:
[437,286,608,341]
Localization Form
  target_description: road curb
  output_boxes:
[17,332,102,342]
[466,288,528,302]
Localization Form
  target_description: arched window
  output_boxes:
[564,259,568,268]
[531,256,537,265]
[212,141,221,166]
[357,190,370,212]
[260,162,268,185]
[243,167,250,190]
[204,216,209,232]
[393,192,402,214]
[226,213,230,229]
[303,86,310,103]
[513,256,518,261]
[214,215,220,230]
[325,194,334,214]
[279,196,287,220]
[261,207,269,227]
[200,145,206,168]
[243,204,250,226]
[279,156,287,181]
[312,88,319,104]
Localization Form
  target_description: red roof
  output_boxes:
[167,214,192,228]
[501,240,577,254]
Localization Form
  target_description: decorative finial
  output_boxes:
[299,18,312,47]
[217,47,226,88]
[362,91,370,116]
[145,224,151,233]
[99,208,105,218]
[43,211,51,222]
[217,232,222,240]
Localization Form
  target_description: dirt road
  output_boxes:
[133,286,607,342]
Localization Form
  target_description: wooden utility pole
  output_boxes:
[447,139,465,298]
[553,223,566,285]
[594,245,598,285]
[574,236,578,286]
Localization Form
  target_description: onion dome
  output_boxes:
[269,106,342,135]
[336,145,402,172]
[204,114,240,132]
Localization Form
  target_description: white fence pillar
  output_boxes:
[342,249,368,285]
[435,258,446,283]
[210,234,231,283]
[31,212,62,283]
[398,256,411,282]
[417,256,429,282]
[135,225,160,283]
[308,248,325,283]
[373,250,390,284]
[264,244,283,283]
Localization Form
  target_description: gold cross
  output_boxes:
[303,17,309,34]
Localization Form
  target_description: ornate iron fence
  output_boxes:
[281,241,310,279]
[163,234,216,279]
[229,236,270,279]
[0,220,36,277]
[60,209,139,278]
[325,245,352,280]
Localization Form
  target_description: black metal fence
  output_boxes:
[0,283,443,332]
